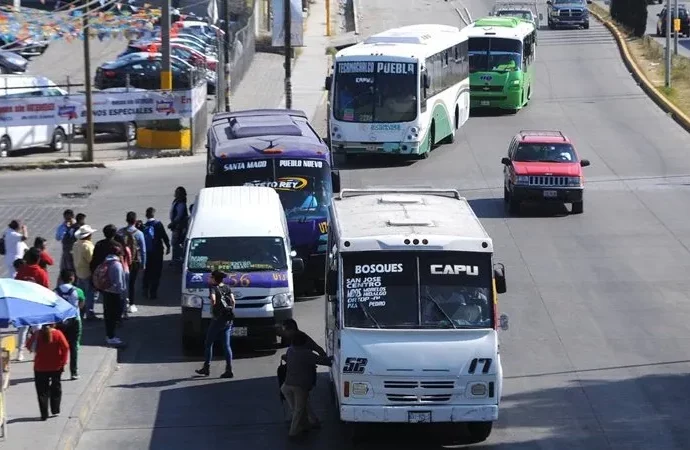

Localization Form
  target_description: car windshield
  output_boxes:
[514,143,577,162]
[469,37,522,73]
[343,252,494,329]
[496,10,533,20]
[187,237,287,272]
[210,158,332,220]
[554,0,582,3]
[333,61,418,123]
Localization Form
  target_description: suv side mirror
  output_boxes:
[501,157,511,166]
[326,270,337,297]
[324,75,332,91]
[292,257,305,275]
[580,159,590,167]
[494,263,507,294]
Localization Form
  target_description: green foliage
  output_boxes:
[610,0,648,36]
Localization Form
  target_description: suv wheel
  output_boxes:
[583,21,589,29]
[508,197,520,215]
[571,201,583,214]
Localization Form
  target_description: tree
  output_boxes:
[629,0,648,37]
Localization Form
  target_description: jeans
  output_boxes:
[203,318,233,370]
[17,326,29,352]
[143,252,163,297]
[59,318,82,376]
[128,262,141,306]
[76,277,95,315]
[281,384,319,436]
[102,292,122,339]
[171,229,186,261]
[34,370,62,419]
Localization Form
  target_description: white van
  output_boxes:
[180,186,305,353]
[0,75,72,156]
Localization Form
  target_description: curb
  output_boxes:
[57,348,118,450]
[352,0,360,35]
[0,162,106,172]
[589,8,690,133]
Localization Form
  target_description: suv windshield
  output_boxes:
[514,143,577,162]
[343,251,494,329]
[187,237,287,272]
[333,61,418,123]
[554,0,584,4]
[469,37,522,73]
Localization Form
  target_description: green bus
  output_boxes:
[461,16,536,112]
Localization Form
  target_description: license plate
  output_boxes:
[232,327,248,337]
[543,190,558,198]
[480,100,490,106]
[365,145,377,152]
[408,411,431,423]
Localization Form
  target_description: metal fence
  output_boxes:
[229,12,257,95]
[190,80,208,153]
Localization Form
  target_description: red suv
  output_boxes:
[501,130,590,215]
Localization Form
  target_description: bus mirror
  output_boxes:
[423,73,431,89]
[331,170,341,193]
[292,257,305,274]
[325,75,332,91]
[326,271,338,296]
[499,314,509,331]
[494,263,507,294]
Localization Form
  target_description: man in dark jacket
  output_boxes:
[142,207,170,299]
[280,319,326,357]
[90,224,119,273]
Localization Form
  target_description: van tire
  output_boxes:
[571,201,583,214]
[125,122,137,141]
[51,127,66,152]
[0,135,11,157]
[467,421,493,443]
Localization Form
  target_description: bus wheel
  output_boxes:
[467,421,493,444]
[442,109,459,144]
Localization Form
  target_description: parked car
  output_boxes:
[0,36,49,58]
[657,6,690,37]
[95,52,202,90]
[0,50,29,74]
[120,41,217,71]
[502,130,590,215]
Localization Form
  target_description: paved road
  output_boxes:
[10,0,685,448]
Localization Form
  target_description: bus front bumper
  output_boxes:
[340,404,498,423]
[470,89,523,110]
[331,141,421,155]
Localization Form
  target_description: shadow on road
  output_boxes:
[469,197,571,219]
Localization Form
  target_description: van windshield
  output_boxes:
[187,237,287,272]
[342,251,494,329]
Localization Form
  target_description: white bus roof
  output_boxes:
[190,186,286,238]
[461,17,535,40]
[331,188,493,253]
[335,24,466,62]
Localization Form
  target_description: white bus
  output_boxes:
[325,25,470,162]
[324,188,509,444]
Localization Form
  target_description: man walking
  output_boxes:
[72,224,96,320]
[55,209,75,271]
[142,207,170,299]
[118,212,146,314]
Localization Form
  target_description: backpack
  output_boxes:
[0,236,5,255]
[213,285,235,320]
[123,229,142,263]
[92,260,115,292]
[55,285,76,302]
[143,221,157,251]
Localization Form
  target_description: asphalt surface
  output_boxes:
[3,0,687,448]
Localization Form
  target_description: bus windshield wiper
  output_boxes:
[356,299,381,328]
[423,292,457,329]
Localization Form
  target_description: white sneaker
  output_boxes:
[106,337,123,346]
[128,305,138,313]
[16,351,24,362]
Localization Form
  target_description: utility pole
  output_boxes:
[82,1,94,162]
[161,0,172,90]
[665,0,671,88]
[223,1,231,111]
[284,0,292,109]
[673,0,679,55]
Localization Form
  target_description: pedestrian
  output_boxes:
[280,319,327,357]
[15,247,50,361]
[90,224,119,274]
[142,207,170,299]
[280,332,332,440]
[118,212,146,314]
[113,234,132,320]
[72,225,97,321]
[33,237,55,271]
[55,270,84,380]
[92,243,127,347]
[55,210,76,272]
[169,186,189,263]
[26,324,70,421]
[3,220,29,277]
[195,270,235,379]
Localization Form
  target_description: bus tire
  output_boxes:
[442,108,459,144]
[467,421,493,444]
[50,127,66,152]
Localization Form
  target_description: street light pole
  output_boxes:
[161,0,172,90]
[665,0,671,88]
[82,1,94,162]
[284,0,292,109]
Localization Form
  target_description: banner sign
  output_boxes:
[271,0,304,47]
[0,87,206,127]
[185,270,290,289]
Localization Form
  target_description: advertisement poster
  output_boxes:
[271,0,305,47]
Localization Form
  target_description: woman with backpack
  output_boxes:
[55,270,85,380]
[195,270,235,379]
[113,234,132,320]
[92,243,127,347]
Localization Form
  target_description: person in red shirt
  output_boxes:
[33,237,55,270]
[14,247,49,288]
[26,324,70,420]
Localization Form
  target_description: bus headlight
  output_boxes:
[351,381,372,397]
[511,80,520,86]
[468,382,488,397]
[272,293,294,308]
[182,294,203,308]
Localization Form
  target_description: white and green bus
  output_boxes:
[460,16,536,112]
[325,24,470,161]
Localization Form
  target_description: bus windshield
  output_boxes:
[187,236,287,272]
[211,158,332,220]
[333,61,418,123]
[342,251,494,329]
[469,37,522,73]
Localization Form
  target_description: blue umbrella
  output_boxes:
[0,279,78,328]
